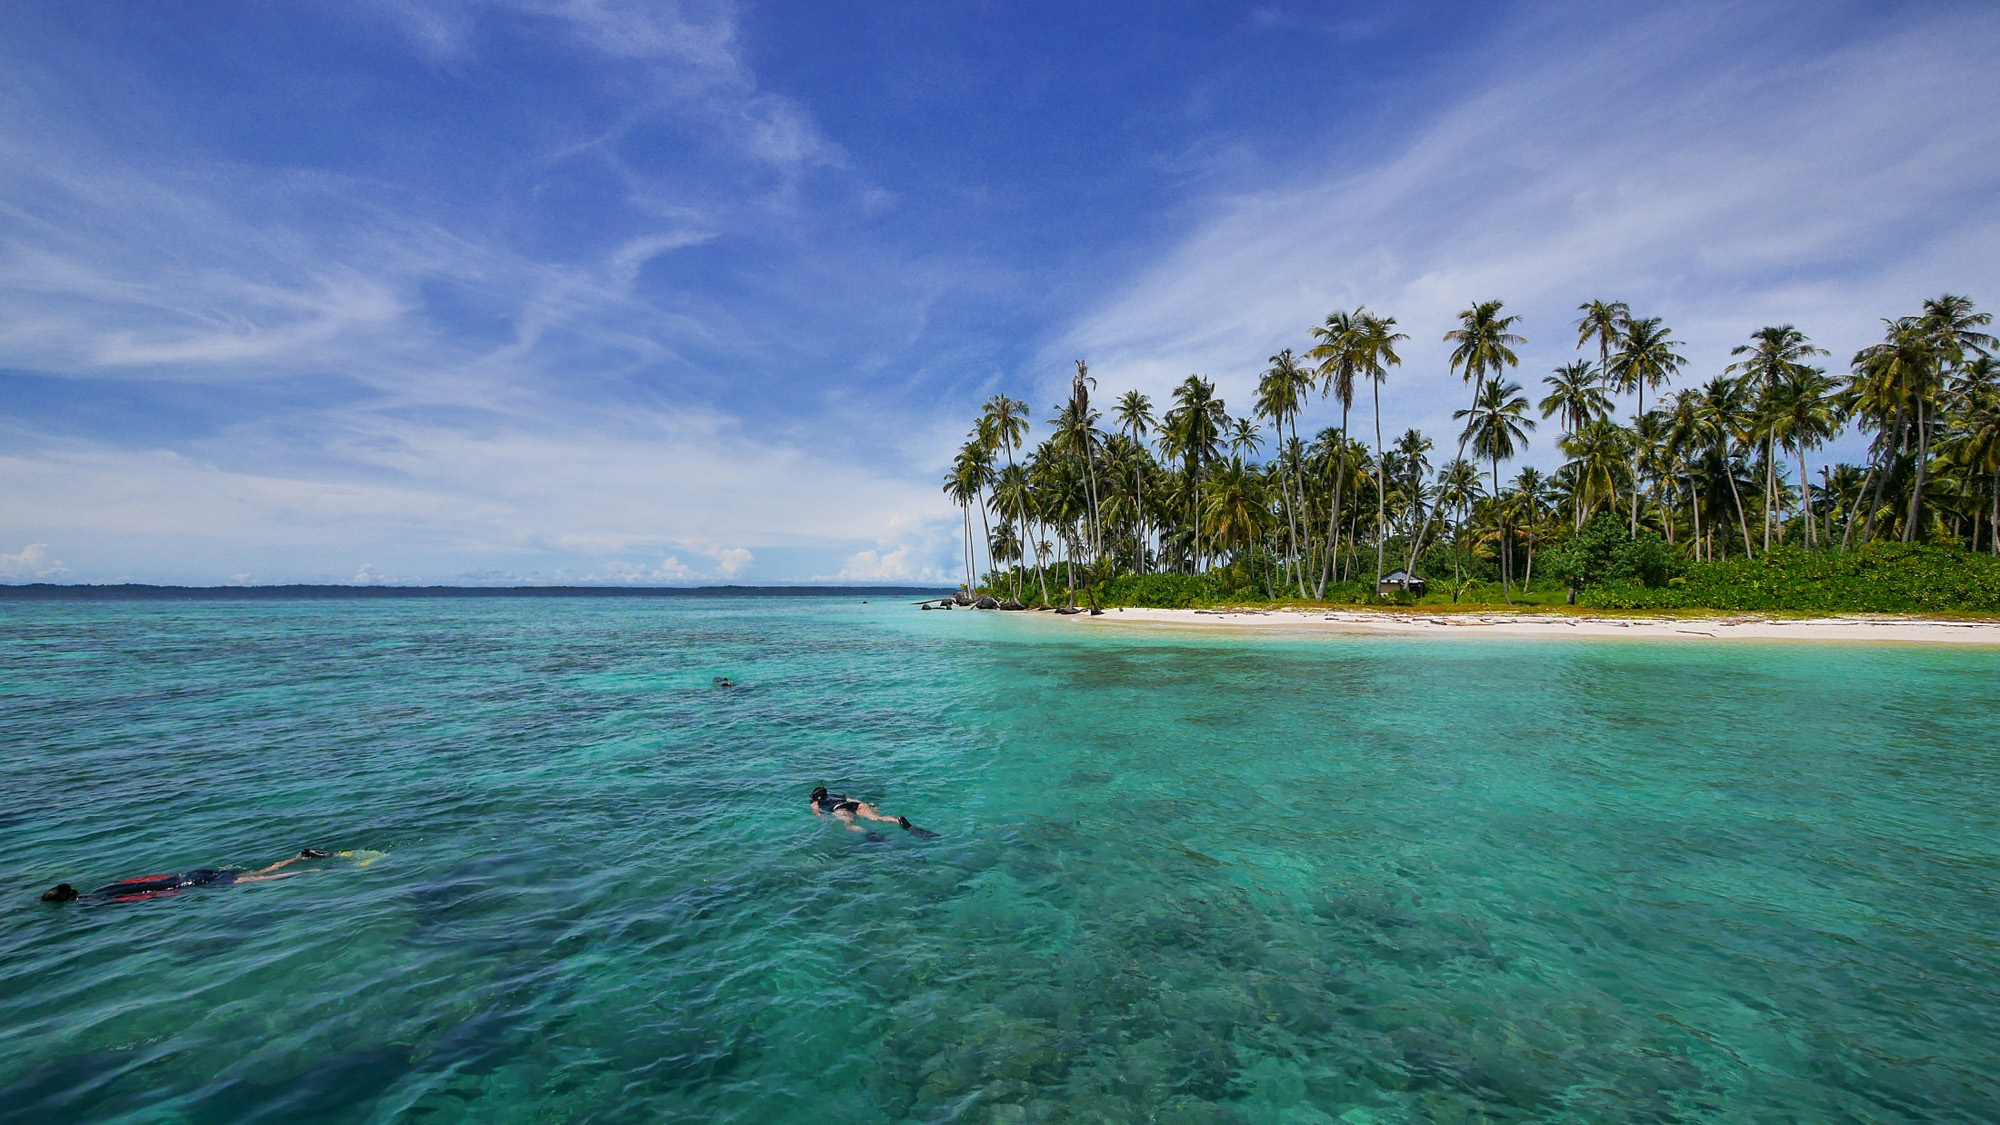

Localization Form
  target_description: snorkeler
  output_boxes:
[809,787,937,838]
[41,848,332,904]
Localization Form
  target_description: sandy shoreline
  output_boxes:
[1057,606,2000,645]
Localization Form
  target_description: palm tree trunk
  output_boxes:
[1493,458,1510,603]
[1135,466,1146,574]
[1084,437,1104,565]
[1316,406,1350,599]
[1990,473,1998,556]
[1857,412,1904,547]
[1905,397,1928,542]
[1687,476,1701,560]
[1631,383,1645,535]
[1768,430,1784,548]
[961,503,973,591]
[1795,442,1816,549]
[1373,381,1387,583]
[1723,450,1754,560]
[1408,375,1483,576]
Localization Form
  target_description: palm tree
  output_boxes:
[1391,428,1434,550]
[1663,389,1706,551]
[1306,308,1360,597]
[1695,375,1757,555]
[1454,379,1536,599]
[1727,325,1828,550]
[1512,465,1551,587]
[1068,361,1105,562]
[1561,419,1632,529]
[1575,300,1630,398]
[1113,390,1156,573]
[1853,317,1945,542]
[1764,365,1842,546]
[1258,348,1313,595]
[1945,373,2000,554]
[945,441,992,591]
[1434,457,1482,593]
[1350,311,1409,583]
[1228,416,1262,459]
[980,395,1034,599]
[1540,360,1611,437]
[1162,376,1227,572]
[1202,457,1267,572]
[1606,317,1687,532]
[1414,300,1523,575]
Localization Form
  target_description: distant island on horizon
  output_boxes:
[0,583,955,601]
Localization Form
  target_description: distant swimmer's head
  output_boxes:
[41,883,78,903]
[810,786,829,804]
[299,848,330,859]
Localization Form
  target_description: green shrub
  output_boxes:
[1582,543,2000,613]
[1545,515,1684,592]
[1096,572,1231,608]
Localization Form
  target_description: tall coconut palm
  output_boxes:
[1162,376,1228,572]
[1258,348,1313,595]
[1575,300,1630,398]
[1306,308,1361,597]
[1606,317,1687,532]
[945,441,992,591]
[1350,312,1409,583]
[1540,360,1612,437]
[1853,317,1946,542]
[1561,419,1632,529]
[1765,365,1842,546]
[1412,300,1523,575]
[1512,465,1552,587]
[1202,457,1267,571]
[1067,361,1105,562]
[1663,389,1707,551]
[1946,375,2000,554]
[1391,428,1435,550]
[1228,416,1263,459]
[1727,325,1828,550]
[1113,390,1156,573]
[1695,375,1757,555]
[1454,379,1536,599]
[980,395,1033,599]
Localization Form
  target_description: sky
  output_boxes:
[2,0,1997,586]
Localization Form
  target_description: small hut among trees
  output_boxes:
[1377,569,1426,598]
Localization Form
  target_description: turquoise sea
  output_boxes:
[3,596,1998,1124]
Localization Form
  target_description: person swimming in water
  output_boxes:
[809,787,936,838]
[41,848,332,904]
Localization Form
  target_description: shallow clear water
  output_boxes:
[2,598,1998,1124]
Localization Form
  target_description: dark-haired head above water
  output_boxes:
[41,883,78,903]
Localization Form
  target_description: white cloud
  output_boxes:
[830,545,945,583]
[0,543,68,580]
[714,546,753,577]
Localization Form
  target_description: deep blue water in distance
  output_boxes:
[2,597,1998,1124]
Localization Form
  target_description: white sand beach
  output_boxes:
[1062,606,2000,645]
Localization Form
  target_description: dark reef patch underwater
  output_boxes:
[3,597,1998,1123]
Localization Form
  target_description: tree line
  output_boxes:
[943,294,1999,603]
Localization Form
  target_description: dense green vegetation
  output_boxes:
[1583,543,2000,613]
[944,294,2000,614]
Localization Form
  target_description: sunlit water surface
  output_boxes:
[3,598,1998,1124]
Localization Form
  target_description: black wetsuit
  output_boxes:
[815,794,862,815]
[88,869,237,902]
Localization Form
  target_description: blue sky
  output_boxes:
[3,0,1997,585]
